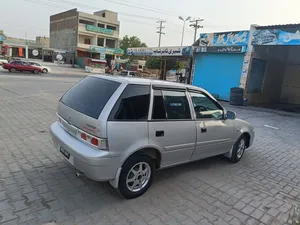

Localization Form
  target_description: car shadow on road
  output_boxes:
[14,154,240,223]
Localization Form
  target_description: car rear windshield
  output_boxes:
[60,77,120,119]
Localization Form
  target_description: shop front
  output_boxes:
[243,24,300,112]
[75,46,123,69]
[193,30,249,101]
[127,46,193,81]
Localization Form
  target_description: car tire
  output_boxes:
[33,69,39,74]
[230,135,247,163]
[118,154,155,199]
[42,68,48,73]
[10,68,16,73]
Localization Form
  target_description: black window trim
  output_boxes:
[188,90,225,120]
[152,84,186,91]
[108,84,151,122]
[150,88,193,122]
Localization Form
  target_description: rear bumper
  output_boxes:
[50,122,120,181]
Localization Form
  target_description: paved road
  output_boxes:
[0,74,300,225]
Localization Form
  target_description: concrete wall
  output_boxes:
[50,10,78,52]
[246,46,287,105]
[50,29,77,52]
[36,36,50,47]
[50,8,78,23]
[94,10,118,23]
[78,11,120,30]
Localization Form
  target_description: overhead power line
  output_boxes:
[23,0,161,21]
[156,20,166,47]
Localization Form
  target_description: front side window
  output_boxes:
[162,90,191,120]
[190,92,223,120]
[111,84,150,121]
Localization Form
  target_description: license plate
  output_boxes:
[60,147,70,159]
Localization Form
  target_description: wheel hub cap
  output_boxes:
[236,139,245,158]
[126,162,151,192]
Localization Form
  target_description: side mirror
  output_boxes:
[226,111,236,120]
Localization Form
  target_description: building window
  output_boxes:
[84,39,91,45]
[97,38,104,47]
[106,39,116,48]
[79,19,94,26]
[98,23,105,28]
[102,13,105,18]
[107,25,117,31]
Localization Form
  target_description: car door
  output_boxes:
[23,62,32,71]
[148,88,196,167]
[189,91,236,161]
[14,61,23,71]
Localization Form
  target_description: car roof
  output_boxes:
[90,74,208,93]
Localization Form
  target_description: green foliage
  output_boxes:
[176,61,185,71]
[146,58,183,70]
[119,35,147,58]
[145,57,161,69]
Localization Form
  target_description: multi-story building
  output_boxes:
[50,8,123,62]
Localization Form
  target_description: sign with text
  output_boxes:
[200,31,249,46]
[252,28,300,45]
[127,46,193,56]
[86,25,113,35]
[194,46,246,53]
[89,46,124,55]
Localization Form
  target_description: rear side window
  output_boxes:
[110,84,150,121]
[13,61,22,65]
[152,90,167,120]
[60,77,120,119]
[151,89,191,120]
[162,90,191,120]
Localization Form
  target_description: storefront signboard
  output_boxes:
[127,46,193,56]
[89,46,124,55]
[200,31,249,46]
[86,25,113,35]
[194,46,246,53]
[252,29,300,45]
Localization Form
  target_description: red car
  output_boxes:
[2,61,43,74]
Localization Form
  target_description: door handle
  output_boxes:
[156,130,164,137]
[201,128,207,133]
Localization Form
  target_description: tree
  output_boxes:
[146,57,179,70]
[119,35,147,58]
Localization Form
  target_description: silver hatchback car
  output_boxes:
[51,75,254,199]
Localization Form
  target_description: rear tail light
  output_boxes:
[76,130,108,150]
[80,132,87,140]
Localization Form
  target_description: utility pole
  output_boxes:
[190,18,204,43]
[156,20,166,47]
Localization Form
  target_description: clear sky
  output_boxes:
[1,0,300,47]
